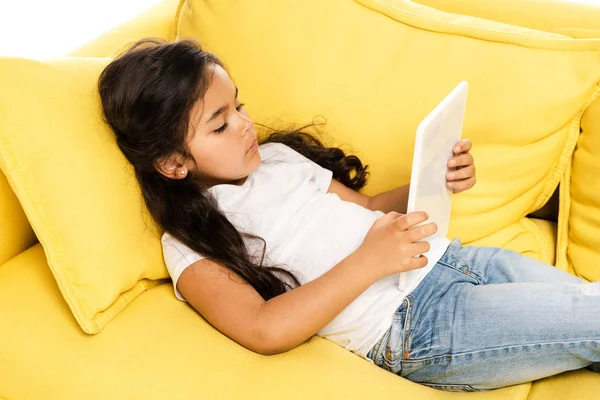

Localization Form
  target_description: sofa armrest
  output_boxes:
[68,0,183,58]
[415,0,600,38]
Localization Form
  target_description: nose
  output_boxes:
[238,113,253,137]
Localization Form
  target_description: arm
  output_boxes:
[177,250,379,356]
[327,139,477,213]
[326,178,408,214]
[368,184,409,214]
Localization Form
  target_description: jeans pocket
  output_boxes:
[421,382,481,392]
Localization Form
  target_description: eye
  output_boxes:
[213,103,245,134]
[214,123,228,134]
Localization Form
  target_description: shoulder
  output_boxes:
[258,142,289,157]
[258,141,306,163]
[161,232,194,259]
[161,231,176,247]
[161,231,184,257]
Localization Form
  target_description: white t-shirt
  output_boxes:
[161,142,449,358]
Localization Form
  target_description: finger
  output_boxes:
[453,139,472,155]
[447,177,476,193]
[395,211,429,230]
[406,255,428,271]
[448,153,474,168]
[447,164,475,181]
[406,222,438,242]
[411,241,431,255]
[378,211,403,223]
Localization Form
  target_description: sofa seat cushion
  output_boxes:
[3,245,599,399]
[2,246,599,399]
[0,245,543,399]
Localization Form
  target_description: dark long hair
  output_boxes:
[98,38,369,300]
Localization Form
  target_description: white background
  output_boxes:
[0,0,163,59]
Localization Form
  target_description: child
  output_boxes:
[98,38,600,392]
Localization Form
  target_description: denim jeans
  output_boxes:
[366,238,600,392]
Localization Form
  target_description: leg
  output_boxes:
[371,239,600,391]
[450,239,586,286]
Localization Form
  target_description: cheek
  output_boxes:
[195,150,229,174]
[192,144,247,178]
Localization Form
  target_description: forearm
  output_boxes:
[256,249,378,355]
[367,183,409,214]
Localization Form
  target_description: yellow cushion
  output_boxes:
[0,243,554,399]
[414,0,600,39]
[0,172,36,266]
[527,218,557,266]
[0,57,168,334]
[177,0,600,259]
[528,369,600,400]
[563,90,600,281]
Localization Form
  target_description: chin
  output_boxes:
[250,152,262,169]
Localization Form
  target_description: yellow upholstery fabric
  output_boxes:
[414,0,600,39]
[0,243,574,400]
[0,57,168,334]
[2,0,600,398]
[566,91,600,282]
[0,173,36,266]
[527,218,557,266]
[177,0,600,261]
[528,370,600,400]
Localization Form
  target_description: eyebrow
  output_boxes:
[206,87,238,124]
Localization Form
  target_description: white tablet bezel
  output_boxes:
[406,81,468,242]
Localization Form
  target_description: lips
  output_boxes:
[246,138,258,153]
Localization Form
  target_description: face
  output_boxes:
[167,64,260,186]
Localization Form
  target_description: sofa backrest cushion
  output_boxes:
[177,0,600,263]
[414,0,600,39]
[564,91,600,281]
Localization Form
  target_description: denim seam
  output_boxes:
[402,296,413,360]
[399,339,600,364]
[384,298,413,366]
[436,257,483,284]
[420,382,479,392]
[371,326,392,365]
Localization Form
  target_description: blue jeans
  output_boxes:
[366,238,600,392]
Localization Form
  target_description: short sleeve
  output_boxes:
[161,233,206,301]
[269,143,333,193]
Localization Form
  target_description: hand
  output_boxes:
[356,211,438,280]
[447,139,476,193]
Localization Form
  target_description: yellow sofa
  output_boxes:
[1,0,599,398]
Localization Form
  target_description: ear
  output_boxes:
[155,154,188,180]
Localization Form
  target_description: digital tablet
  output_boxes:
[406,81,468,241]
[397,82,468,292]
